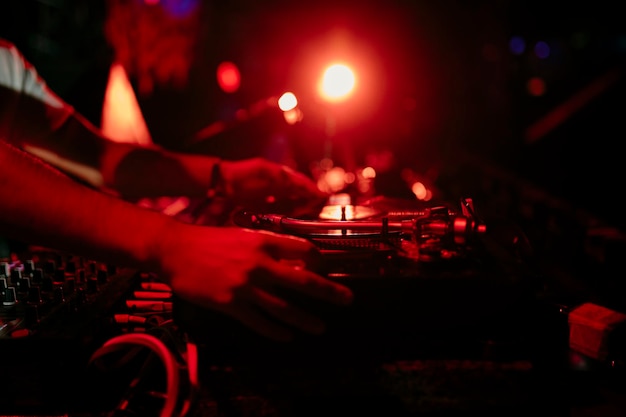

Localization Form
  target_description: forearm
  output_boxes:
[0,139,174,271]
[98,135,221,199]
[18,112,220,199]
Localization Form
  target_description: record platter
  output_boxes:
[174,195,541,364]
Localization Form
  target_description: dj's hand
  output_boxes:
[154,222,353,341]
[221,158,329,217]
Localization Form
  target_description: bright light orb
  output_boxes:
[278,92,298,111]
[319,64,356,102]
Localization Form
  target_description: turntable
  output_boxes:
[173,195,540,364]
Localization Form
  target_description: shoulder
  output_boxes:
[0,38,32,90]
[0,38,72,112]
[0,39,19,53]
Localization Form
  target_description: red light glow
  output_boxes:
[527,77,546,97]
[317,166,348,193]
[216,61,241,93]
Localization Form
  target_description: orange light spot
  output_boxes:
[325,166,347,192]
[423,189,433,201]
[411,181,427,200]
[361,166,376,179]
[283,108,303,125]
[101,63,152,145]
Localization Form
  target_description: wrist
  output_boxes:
[143,214,180,273]
[206,160,224,198]
[207,160,234,199]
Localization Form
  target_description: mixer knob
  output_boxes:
[0,262,9,278]
[10,268,22,285]
[43,259,56,274]
[65,277,76,293]
[53,287,65,303]
[28,286,43,304]
[77,269,86,283]
[25,303,40,326]
[3,286,17,306]
[75,287,86,305]
[41,276,54,292]
[32,268,44,284]
[87,277,99,293]
[24,259,35,276]
[54,268,65,283]
[97,269,108,284]
[0,277,7,292]
[18,277,31,293]
[65,260,76,273]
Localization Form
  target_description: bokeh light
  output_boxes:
[282,108,303,125]
[216,61,241,93]
[411,181,427,200]
[278,92,298,111]
[527,77,546,96]
[361,166,376,179]
[319,63,356,102]
[534,41,550,59]
[509,36,526,55]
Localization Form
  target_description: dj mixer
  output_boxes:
[0,249,190,415]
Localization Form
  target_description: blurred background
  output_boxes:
[1,0,625,282]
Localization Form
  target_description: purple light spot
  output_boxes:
[509,36,526,55]
[534,41,550,59]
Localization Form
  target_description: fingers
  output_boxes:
[248,229,322,263]
[282,167,328,200]
[249,287,326,335]
[242,230,352,305]
[253,256,353,306]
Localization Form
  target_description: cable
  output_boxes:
[89,333,181,417]
[178,340,200,417]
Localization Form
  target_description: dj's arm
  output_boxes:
[13,106,326,209]
[27,111,224,199]
[0,39,221,199]
[0,39,326,210]
[0,138,352,341]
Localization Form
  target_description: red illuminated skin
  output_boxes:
[0,140,352,341]
[0,40,349,340]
